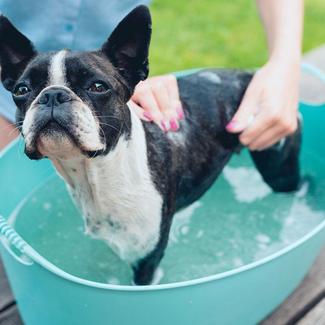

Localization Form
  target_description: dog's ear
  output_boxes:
[101,5,152,89]
[0,15,37,91]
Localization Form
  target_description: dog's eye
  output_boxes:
[87,82,109,93]
[14,84,30,97]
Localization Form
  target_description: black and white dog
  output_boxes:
[0,6,301,284]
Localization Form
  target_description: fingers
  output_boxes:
[226,84,260,133]
[226,60,299,150]
[246,125,286,151]
[130,75,184,132]
[163,75,184,120]
[127,100,151,121]
[150,78,179,131]
[239,109,298,149]
[131,80,166,131]
[239,110,278,145]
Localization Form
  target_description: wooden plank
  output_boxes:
[0,259,23,325]
[261,246,325,325]
[0,260,14,311]
[0,304,23,325]
[297,298,325,325]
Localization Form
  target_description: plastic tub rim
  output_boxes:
[1,137,325,292]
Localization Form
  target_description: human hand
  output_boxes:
[128,75,184,132]
[226,59,300,151]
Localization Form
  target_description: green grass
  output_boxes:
[149,0,325,75]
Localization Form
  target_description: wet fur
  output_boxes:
[136,69,301,284]
[0,7,301,285]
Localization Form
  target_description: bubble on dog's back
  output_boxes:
[10,150,325,285]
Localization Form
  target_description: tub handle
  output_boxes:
[0,215,34,266]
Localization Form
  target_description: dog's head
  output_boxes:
[0,6,151,159]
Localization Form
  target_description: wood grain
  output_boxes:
[297,298,325,325]
[0,261,14,311]
[0,304,23,325]
[261,247,325,325]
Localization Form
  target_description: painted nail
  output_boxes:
[170,119,179,131]
[141,115,150,122]
[143,111,153,121]
[226,120,239,131]
[161,121,170,132]
[176,105,185,120]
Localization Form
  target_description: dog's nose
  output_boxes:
[38,89,72,106]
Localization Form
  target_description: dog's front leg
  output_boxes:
[132,249,164,285]
[132,210,174,285]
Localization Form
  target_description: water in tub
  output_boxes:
[9,150,325,285]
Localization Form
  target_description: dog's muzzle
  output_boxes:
[37,87,72,107]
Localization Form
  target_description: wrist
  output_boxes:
[267,53,301,72]
[268,47,301,68]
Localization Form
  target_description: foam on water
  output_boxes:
[9,150,325,285]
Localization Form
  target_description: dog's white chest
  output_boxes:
[55,112,163,264]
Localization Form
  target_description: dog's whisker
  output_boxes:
[98,122,120,132]
[17,136,24,159]
[121,109,131,134]
[96,115,120,119]
[97,123,107,152]
[8,125,22,137]
[112,120,124,149]
[92,150,98,159]
[0,122,23,135]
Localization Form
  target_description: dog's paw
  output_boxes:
[150,267,164,285]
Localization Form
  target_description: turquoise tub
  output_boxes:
[1,67,325,325]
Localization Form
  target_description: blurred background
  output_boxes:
[149,0,325,75]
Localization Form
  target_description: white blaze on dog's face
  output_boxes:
[0,7,151,161]
[21,50,104,160]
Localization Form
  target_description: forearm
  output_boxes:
[256,0,304,64]
[0,116,19,150]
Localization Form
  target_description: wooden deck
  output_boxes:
[0,247,324,325]
[0,260,23,325]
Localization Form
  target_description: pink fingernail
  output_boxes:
[143,112,153,121]
[170,119,179,131]
[226,120,239,131]
[161,121,169,132]
[176,106,185,120]
[142,115,150,122]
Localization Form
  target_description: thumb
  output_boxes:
[127,100,151,121]
[226,86,259,133]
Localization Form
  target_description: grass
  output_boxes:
[149,0,325,75]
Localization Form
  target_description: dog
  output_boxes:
[0,6,301,285]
